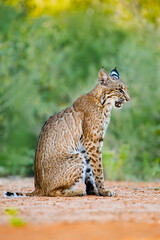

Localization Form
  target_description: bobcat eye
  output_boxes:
[118,88,124,93]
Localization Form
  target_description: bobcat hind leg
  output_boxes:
[48,188,85,197]
[47,152,86,197]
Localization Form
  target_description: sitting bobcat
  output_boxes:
[5,67,130,197]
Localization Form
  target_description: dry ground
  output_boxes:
[0,178,160,240]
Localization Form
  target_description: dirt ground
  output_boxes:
[0,178,160,240]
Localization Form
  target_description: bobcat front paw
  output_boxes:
[100,189,115,197]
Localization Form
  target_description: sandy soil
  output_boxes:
[0,178,160,240]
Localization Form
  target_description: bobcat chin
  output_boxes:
[5,67,130,198]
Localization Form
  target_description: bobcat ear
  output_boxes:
[110,67,119,79]
[98,67,110,85]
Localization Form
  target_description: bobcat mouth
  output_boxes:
[115,101,124,108]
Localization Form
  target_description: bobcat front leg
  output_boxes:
[84,141,114,197]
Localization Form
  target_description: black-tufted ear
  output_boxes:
[98,67,110,85]
[110,67,119,79]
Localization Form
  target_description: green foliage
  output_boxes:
[5,207,26,227]
[0,1,160,180]
[9,217,26,227]
[5,207,18,216]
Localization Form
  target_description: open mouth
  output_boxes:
[115,101,123,108]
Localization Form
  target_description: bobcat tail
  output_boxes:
[4,189,38,197]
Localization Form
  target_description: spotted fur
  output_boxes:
[5,67,130,197]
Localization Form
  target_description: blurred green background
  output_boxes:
[0,0,160,180]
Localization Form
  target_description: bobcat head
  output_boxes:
[98,67,130,109]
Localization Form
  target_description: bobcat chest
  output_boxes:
[101,111,111,138]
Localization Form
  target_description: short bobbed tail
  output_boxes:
[4,189,40,197]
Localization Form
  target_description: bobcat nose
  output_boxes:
[125,94,130,102]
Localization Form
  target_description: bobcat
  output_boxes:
[5,67,130,197]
